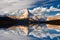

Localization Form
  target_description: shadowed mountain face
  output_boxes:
[0,16,29,28]
[0,16,60,28]
[45,20,60,25]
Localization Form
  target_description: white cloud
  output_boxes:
[56,13,60,15]
[29,7,47,16]
[0,0,40,14]
[29,6,60,16]
[49,6,60,11]
[58,4,60,7]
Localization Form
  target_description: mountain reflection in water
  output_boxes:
[0,16,60,40]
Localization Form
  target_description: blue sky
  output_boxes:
[28,0,60,16]
[29,0,60,9]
